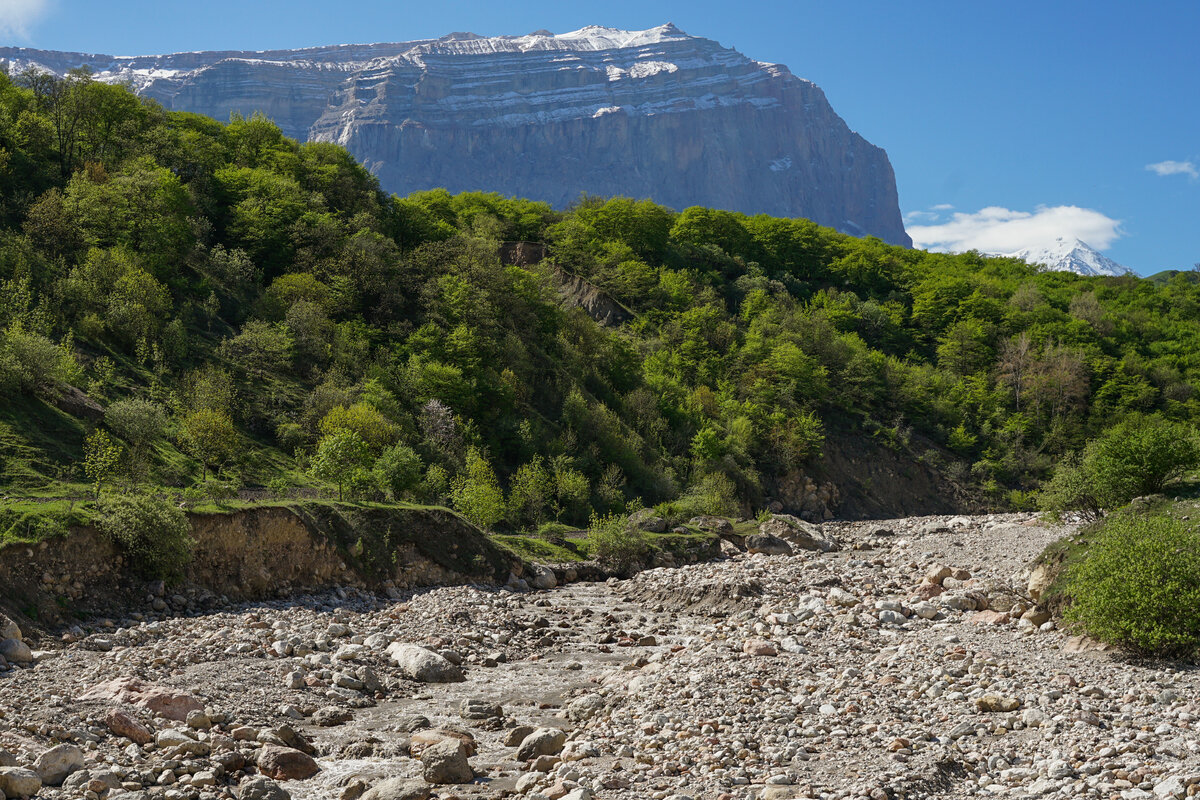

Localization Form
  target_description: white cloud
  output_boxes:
[0,0,50,40]
[1146,160,1198,179]
[908,205,1123,254]
[930,203,955,211]
[903,210,941,224]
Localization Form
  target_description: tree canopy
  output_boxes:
[3,69,1200,524]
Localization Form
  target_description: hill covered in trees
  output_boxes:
[2,69,1199,535]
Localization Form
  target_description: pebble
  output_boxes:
[2,511,1194,800]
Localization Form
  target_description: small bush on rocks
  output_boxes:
[586,511,649,569]
[535,521,574,539]
[97,494,194,581]
[1064,512,1200,657]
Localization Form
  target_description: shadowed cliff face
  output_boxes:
[1,24,912,246]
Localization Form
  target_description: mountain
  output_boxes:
[1002,238,1132,277]
[0,24,912,246]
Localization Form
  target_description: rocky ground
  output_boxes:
[3,512,1200,800]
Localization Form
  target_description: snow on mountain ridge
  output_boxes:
[0,24,913,246]
[1002,237,1131,277]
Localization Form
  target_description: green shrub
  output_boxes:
[535,521,575,539]
[199,479,239,502]
[97,494,194,580]
[664,472,740,521]
[1041,415,1200,518]
[1088,415,1200,499]
[0,327,80,396]
[450,447,506,530]
[310,429,372,500]
[373,443,423,501]
[1064,513,1200,657]
[266,477,291,499]
[586,511,648,569]
[105,398,168,482]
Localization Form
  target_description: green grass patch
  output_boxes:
[0,499,94,545]
[493,533,585,563]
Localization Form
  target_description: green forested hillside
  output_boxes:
[2,69,1200,530]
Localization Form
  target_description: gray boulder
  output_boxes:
[628,508,667,533]
[0,616,20,641]
[0,767,42,798]
[33,744,84,786]
[0,639,31,665]
[759,515,838,552]
[687,515,734,536]
[516,728,567,761]
[237,776,292,800]
[361,778,430,800]
[529,564,557,590]
[566,694,605,722]
[386,643,464,683]
[745,533,793,556]
[420,739,473,785]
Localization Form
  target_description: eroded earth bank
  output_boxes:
[4,513,1200,800]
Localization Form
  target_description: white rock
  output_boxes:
[0,767,42,798]
[33,744,84,786]
[386,643,464,682]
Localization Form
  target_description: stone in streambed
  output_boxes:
[360,778,430,800]
[386,643,464,683]
[516,728,567,761]
[33,744,84,786]
[420,739,474,785]
[256,745,319,781]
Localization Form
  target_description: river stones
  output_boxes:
[386,643,465,683]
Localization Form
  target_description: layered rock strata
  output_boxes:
[3,24,911,245]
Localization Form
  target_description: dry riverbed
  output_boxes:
[3,513,1200,800]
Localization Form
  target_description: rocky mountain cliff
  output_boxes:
[1,25,911,245]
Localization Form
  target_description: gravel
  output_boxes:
[3,512,1200,800]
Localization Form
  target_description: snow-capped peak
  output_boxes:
[1002,237,1131,277]
[419,24,693,56]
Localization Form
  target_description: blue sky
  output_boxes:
[3,0,1197,275]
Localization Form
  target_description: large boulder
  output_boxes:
[0,639,32,665]
[745,533,793,556]
[516,728,567,761]
[409,728,476,758]
[80,677,204,721]
[387,643,464,683]
[33,744,84,786]
[361,777,431,800]
[1026,562,1059,602]
[104,708,154,745]
[261,724,315,755]
[687,515,734,536]
[529,564,557,590]
[759,515,838,552]
[256,746,319,781]
[566,694,605,722]
[0,616,20,642]
[237,776,292,800]
[420,739,474,785]
[628,508,667,533]
[0,767,42,798]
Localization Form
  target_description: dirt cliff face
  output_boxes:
[0,504,520,630]
[2,24,911,246]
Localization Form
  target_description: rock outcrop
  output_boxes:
[2,24,911,245]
